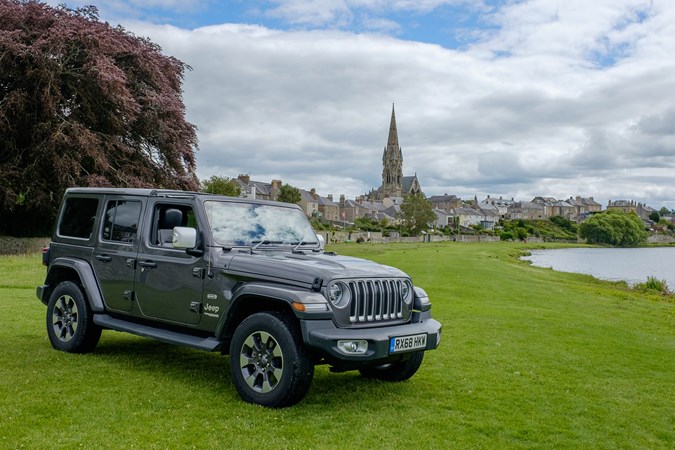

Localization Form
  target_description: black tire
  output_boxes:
[229,311,314,408]
[359,351,424,381]
[46,281,101,353]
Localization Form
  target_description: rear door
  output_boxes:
[92,195,144,312]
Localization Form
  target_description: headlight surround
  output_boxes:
[327,282,350,309]
[401,280,413,305]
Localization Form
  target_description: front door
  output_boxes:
[133,200,205,325]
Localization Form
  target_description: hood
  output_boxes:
[220,251,408,286]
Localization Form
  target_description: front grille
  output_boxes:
[347,279,406,324]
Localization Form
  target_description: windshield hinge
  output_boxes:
[311,278,323,292]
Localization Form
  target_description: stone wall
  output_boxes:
[319,231,500,244]
[0,236,50,255]
[648,234,675,244]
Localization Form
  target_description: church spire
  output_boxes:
[387,103,398,149]
[380,103,403,197]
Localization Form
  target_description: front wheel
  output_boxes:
[358,351,424,381]
[229,312,314,408]
[46,281,101,353]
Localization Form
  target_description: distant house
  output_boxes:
[432,208,452,229]
[606,200,637,214]
[507,202,546,220]
[339,196,369,223]
[318,195,340,222]
[567,196,602,221]
[449,207,485,228]
[231,174,281,201]
[480,195,515,217]
[299,189,320,217]
[429,194,462,212]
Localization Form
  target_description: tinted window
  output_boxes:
[59,197,99,239]
[102,200,141,243]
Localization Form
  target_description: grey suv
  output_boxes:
[37,188,442,407]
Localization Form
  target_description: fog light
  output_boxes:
[337,340,368,355]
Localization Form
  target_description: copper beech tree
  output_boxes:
[0,0,199,235]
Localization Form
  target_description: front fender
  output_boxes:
[215,282,331,338]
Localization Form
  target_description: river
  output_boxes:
[522,247,675,287]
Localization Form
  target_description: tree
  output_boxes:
[399,193,436,236]
[659,207,670,216]
[277,184,301,204]
[649,211,660,223]
[0,1,198,236]
[578,210,648,246]
[201,176,240,197]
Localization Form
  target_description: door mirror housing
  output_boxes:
[172,227,197,249]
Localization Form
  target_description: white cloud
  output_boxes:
[46,0,675,210]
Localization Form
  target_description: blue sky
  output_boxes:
[73,0,505,49]
[53,0,675,209]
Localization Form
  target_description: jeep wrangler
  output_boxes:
[37,188,442,407]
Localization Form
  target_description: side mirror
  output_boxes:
[172,227,197,249]
[317,234,325,250]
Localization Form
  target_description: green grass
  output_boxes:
[1,243,673,449]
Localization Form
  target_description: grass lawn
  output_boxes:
[0,243,673,449]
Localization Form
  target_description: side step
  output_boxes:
[93,314,222,352]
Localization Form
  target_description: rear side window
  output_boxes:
[102,200,141,243]
[58,197,99,239]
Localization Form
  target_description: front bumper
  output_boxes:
[300,311,442,362]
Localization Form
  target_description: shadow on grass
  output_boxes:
[92,334,231,393]
[91,332,417,409]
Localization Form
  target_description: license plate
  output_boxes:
[389,333,427,353]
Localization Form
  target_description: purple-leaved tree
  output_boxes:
[0,0,199,235]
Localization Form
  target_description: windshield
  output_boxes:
[204,201,318,248]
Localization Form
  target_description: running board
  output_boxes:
[93,314,222,352]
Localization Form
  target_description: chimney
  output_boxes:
[339,194,345,207]
[271,179,282,189]
[327,194,333,202]
[310,188,317,200]
[238,174,250,184]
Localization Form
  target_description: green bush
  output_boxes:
[578,210,648,246]
[634,276,671,295]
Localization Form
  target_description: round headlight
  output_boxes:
[401,280,413,304]
[328,282,350,308]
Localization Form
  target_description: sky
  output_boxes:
[51,0,675,209]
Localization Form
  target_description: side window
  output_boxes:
[58,197,99,239]
[152,204,198,247]
[102,200,141,243]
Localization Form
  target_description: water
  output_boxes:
[522,247,675,287]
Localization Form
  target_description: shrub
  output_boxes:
[634,277,671,295]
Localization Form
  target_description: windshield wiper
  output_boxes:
[251,240,283,251]
[291,241,318,253]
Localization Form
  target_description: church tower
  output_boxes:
[380,104,403,197]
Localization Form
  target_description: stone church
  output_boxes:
[367,104,421,201]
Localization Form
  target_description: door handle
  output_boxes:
[95,254,112,263]
[139,260,157,269]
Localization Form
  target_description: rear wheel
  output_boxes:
[359,351,424,381]
[46,281,101,353]
[229,311,314,407]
